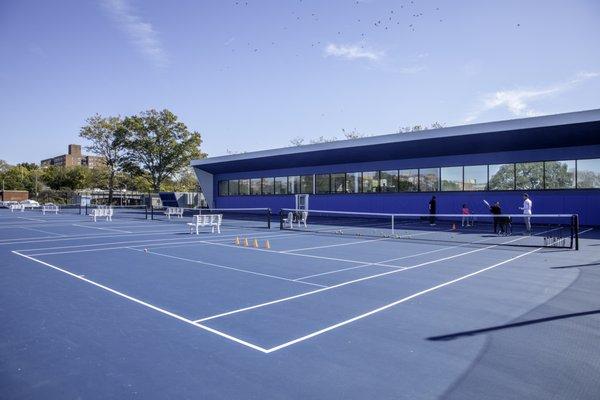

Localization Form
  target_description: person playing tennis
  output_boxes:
[519,193,533,235]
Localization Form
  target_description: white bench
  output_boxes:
[10,204,25,212]
[42,205,59,215]
[165,207,184,219]
[283,211,308,228]
[187,214,222,234]
[89,207,113,222]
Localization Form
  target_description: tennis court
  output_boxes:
[1,206,599,399]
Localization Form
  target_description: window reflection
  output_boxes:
[399,169,418,191]
[380,170,398,192]
[489,164,514,190]
[577,158,600,188]
[362,171,379,193]
[419,168,439,191]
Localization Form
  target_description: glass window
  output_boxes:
[489,164,515,190]
[262,177,275,195]
[577,158,600,188]
[331,173,345,193]
[544,160,575,189]
[362,171,379,193]
[419,168,439,191]
[239,179,250,195]
[315,174,330,194]
[441,166,463,191]
[288,176,300,194]
[345,172,361,193]
[229,179,239,195]
[464,165,487,191]
[250,178,261,195]
[274,176,288,194]
[515,162,543,190]
[301,175,314,194]
[380,170,398,192]
[398,169,418,191]
[218,181,228,196]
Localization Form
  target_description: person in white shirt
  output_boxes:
[519,193,533,234]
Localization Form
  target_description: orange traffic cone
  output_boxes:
[234,237,240,245]
[264,240,271,249]
[452,223,457,231]
[243,238,249,247]
[253,239,259,248]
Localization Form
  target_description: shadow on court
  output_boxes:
[551,261,600,269]
[426,309,600,341]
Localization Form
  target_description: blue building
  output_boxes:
[192,109,600,225]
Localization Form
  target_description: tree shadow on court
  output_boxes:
[426,310,600,341]
[551,262,600,269]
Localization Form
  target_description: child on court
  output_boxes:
[461,204,473,227]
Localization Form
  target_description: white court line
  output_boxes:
[292,231,508,281]
[128,248,328,288]
[264,246,542,352]
[19,226,65,237]
[11,251,269,353]
[293,263,405,281]
[21,230,304,256]
[3,225,275,247]
[281,229,448,253]
[193,239,403,268]
[17,216,47,222]
[72,224,133,234]
[194,229,558,323]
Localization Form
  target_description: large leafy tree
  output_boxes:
[41,166,91,190]
[122,109,205,192]
[80,114,128,204]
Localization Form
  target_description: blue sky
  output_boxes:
[0,0,599,164]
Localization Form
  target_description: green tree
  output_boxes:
[80,114,128,204]
[41,166,90,190]
[488,164,515,190]
[544,161,575,189]
[162,167,199,192]
[123,109,205,192]
[0,160,11,174]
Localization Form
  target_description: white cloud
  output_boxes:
[399,65,425,74]
[464,71,600,123]
[102,0,168,68]
[324,43,383,61]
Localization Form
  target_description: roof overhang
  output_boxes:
[192,109,600,174]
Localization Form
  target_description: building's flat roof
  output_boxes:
[192,109,600,174]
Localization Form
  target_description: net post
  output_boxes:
[573,214,579,250]
[391,215,395,235]
[151,205,155,220]
[145,204,148,220]
[85,204,88,215]
[267,208,271,229]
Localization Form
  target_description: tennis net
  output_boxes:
[151,206,271,229]
[279,209,579,249]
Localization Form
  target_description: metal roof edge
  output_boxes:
[191,108,600,167]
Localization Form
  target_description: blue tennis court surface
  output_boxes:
[1,208,599,399]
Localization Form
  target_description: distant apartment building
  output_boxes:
[40,144,104,169]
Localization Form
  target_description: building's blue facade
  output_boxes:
[192,110,600,225]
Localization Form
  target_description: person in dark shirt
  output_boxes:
[489,201,502,234]
[489,201,511,235]
[428,196,437,226]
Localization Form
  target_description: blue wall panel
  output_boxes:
[216,190,599,225]
[207,144,600,225]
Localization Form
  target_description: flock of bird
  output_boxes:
[225,0,445,55]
